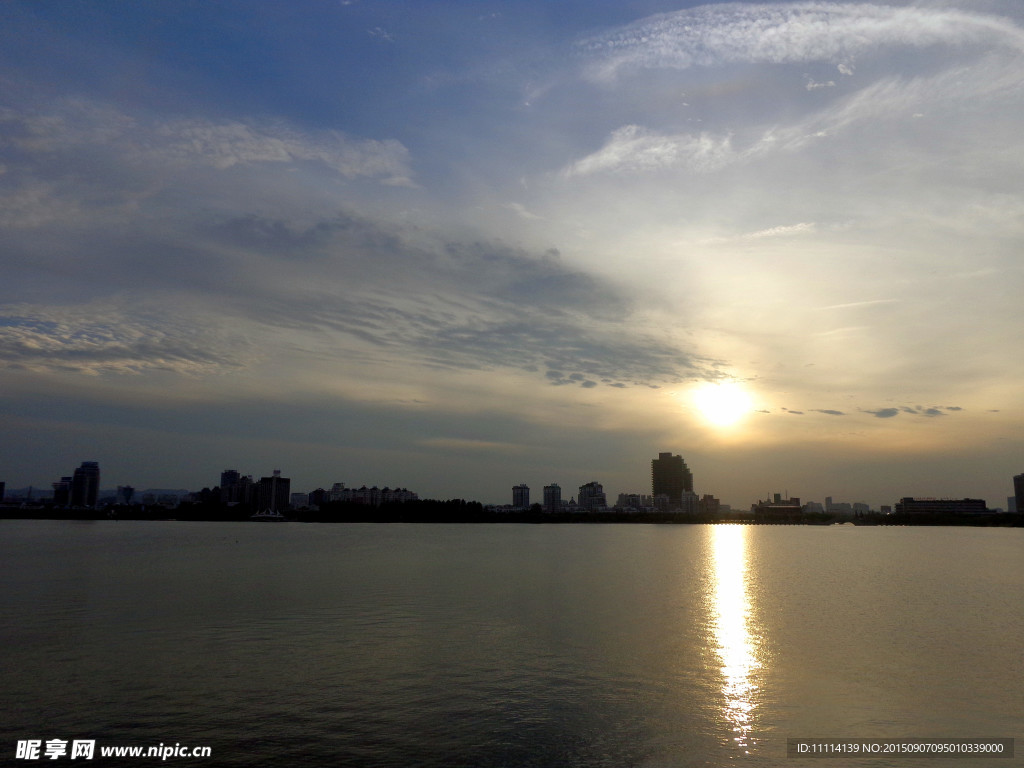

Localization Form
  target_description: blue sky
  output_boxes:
[2,0,1024,508]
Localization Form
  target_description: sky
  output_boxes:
[2,0,1024,509]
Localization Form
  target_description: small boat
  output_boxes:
[249,509,289,522]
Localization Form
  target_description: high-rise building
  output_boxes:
[223,473,254,505]
[220,469,240,490]
[578,481,607,511]
[71,461,100,508]
[543,484,562,512]
[651,452,692,507]
[257,470,290,512]
[53,476,72,506]
[512,483,530,509]
[1014,474,1024,517]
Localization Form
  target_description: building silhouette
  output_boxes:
[52,476,72,506]
[543,484,561,512]
[257,470,290,512]
[699,494,720,516]
[578,481,607,511]
[895,497,987,515]
[753,493,802,522]
[71,462,100,508]
[652,453,692,507]
[221,472,255,506]
[220,469,240,490]
[1014,474,1024,516]
[327,485,418,505]
[512,483,530,509]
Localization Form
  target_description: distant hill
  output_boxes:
[2,487,194,502]
[3,486,54,501]
[108,489,193,501]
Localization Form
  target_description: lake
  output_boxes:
[2,520,1022,766]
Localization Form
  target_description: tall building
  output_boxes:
[543,483,562,512]
[578,481,607,511]
[223,473,254,505]
[71,461,100,508]
[651,452,693,507]
[53,476,72,506]
[1014,473,1024,517]
[220,469,240,490]
[512,483,530,509]
[257,470,290,512]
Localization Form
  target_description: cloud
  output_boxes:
[746,222,816,239]
[0,302,253,376]
[0,99,413,184]
[232,216,716,385]
[418,437,521,453]
[563,125,735,177]
[863,405,962,419]
[565,55,1024,177]
[865,408,900,419]
[368,27,395,43]
[503,202,543,220]
[815,299,897,311]
[577,3,1024,80]
[563,4,1024,178]
[0,93,714,391]
[812,409,845,416]
[901,405,951,418]
[805,77,836,91]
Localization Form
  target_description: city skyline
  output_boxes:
[2,1,1024,511]
[4,453,1020,513]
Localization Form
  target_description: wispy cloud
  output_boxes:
[815,299,897,311]
[704,222,816,243]
[577,3,1024,80]
[563,125,736,176]
[0,302,253,376]
[225,215,709,387]
[564,4,1024,178]
[0,99,413,184]
[862,405,963,419]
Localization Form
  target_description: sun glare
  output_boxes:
[694,381,752,427]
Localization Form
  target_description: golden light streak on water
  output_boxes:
[710,525,761,753]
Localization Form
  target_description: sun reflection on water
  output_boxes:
[710,524,761,753]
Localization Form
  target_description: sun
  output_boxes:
[693,381,753,427]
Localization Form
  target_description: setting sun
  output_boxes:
[694,381,752,427]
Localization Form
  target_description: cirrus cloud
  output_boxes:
[577,2,1024,79]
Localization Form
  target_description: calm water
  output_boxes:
[2,521,1022,767]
